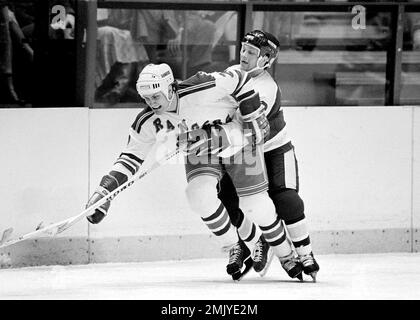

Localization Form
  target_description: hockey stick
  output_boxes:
[0,136,207,249]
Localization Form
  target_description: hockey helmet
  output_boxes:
[242,30,280,68]
[136,63,175,101]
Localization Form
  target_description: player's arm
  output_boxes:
[177,67,252,101]
[216,66,270,144]
[178,68,267,154]
[86,112,156,224]
[179,102,268,158]
[236,89,270,145]
[178,119,246,158]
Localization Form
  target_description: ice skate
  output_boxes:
[252,236,274,277]
[300,252,319,282]
[226,240,253,281]
[279,252,303,280]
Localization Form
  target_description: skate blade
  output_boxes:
[296,272,304,282]
[310,271,317,283]
[232,256,253,281]
[257,248,274,277]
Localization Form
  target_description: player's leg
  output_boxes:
[227,144,303,280]
[218,173,275,277]
[216,173,255,279]
[265,143,320,281]
[217,173,243,227]
[220,150,272,280]
[239,192,302,279]
[270,188,319,281]
[217,173,263,254]
[218,169,276,277]
[184,155,238,251]
[185,156,253,281]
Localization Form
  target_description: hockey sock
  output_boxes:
[284,216,312,257]
[201,202,238,249]
[260,216,293,258]
[236,213,262,252]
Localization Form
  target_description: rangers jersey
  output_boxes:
[111,69,255,178]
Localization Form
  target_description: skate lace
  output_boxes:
[253,240,263,262]
[301,254,315,267]
[228,243,242,264]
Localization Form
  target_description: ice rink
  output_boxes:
[1,252,420,300]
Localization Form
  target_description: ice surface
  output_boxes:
[1,252,419,300]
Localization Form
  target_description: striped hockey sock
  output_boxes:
[260,216,293,258]
[284,216,312,257]
[201,203,238,249]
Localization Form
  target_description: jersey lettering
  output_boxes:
[153,118,176,133]
[167,120,175,130]
[153,118,164,132]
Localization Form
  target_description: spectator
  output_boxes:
[166,11,218,78]
[16,0,75,41]
[134,10,179,63]
[0,2,27,106]
[95,9,149,104]
[252,0,309,50]
[406,0,420,50]
[211,11,237,64]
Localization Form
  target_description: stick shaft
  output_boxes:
[0,142,184,249]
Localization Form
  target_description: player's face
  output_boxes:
[240,43,260,71]
[142,91,170,113]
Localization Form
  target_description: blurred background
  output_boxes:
[1,0,420,109]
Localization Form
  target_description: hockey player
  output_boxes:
[85,62,302,281]
[218,30,320,281]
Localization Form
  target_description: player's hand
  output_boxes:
[242,112,270,145]
[177,126,208,156]
[168,35,182,56]
[85,187,111,224]
[238,92,270,145]
[200,120,231,156]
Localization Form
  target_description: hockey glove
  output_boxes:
[177,120,234,157]
[200,120,232,156]
[238,91,270,145]
[177,124,209,156]
[86,171,128,224]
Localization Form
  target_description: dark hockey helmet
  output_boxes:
[242,30,280,68]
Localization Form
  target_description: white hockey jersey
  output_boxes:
[110,69,255,178]
[227,65,290,153]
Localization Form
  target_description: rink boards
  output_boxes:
[0,107,419,267]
